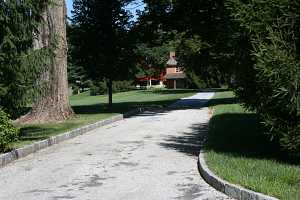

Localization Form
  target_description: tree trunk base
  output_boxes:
[16,105,74,124]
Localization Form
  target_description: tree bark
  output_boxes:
[17,0,74,123]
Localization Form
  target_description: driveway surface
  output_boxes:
[0,92,232,200]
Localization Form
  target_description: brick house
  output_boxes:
[136,69,165,88]
[165,52,187,89]
[136,52,187,89]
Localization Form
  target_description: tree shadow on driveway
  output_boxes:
[158,112,277,159]
[159,111,298,164]
[159,122,209,157]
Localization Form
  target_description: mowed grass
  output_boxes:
[204,91,300,200]
[13,89,196,149]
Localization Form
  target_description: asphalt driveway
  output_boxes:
[0,92,231,200]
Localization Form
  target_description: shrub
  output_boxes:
[186,70,207,89]
[252,42,300,156]
[229,0,300,156]
[89,85,98,96]
[0,109,19,152]
[72,86,80,95]
[112,81,134,93]
[150,87,166,93]
[90,81,107,96]
[90,80,134,96]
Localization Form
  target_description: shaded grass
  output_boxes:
[205,91,300,200]
[13,89,196,149]
[16,113,114,148]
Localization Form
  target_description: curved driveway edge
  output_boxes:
[198,151,279,200]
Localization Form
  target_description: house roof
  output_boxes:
[165,73,186,80]
[166,57,178,66]
[166,51,178,66]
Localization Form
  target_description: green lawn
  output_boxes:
[204,91,300,200]
[14,89,196,149]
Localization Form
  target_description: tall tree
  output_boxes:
[18,0,74,123]
[71,0,134,108]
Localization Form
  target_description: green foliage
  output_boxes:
[174,34,219,88]
[0,0,49,118]
[70,0,134,81]
[67,24,92,94]
[68,63,92,93]
[135,43,173,69]
[70,0,135,106]
[90,81,107,96]
[72,86,80,95]
[134,42,173,81]
[228,0,300,156]
[113,80,135,93]
[90,80,134,96]
[185,70,207,89]
[0,109,19,152]
[136,0,235,87]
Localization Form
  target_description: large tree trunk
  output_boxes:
[17,0,74,124]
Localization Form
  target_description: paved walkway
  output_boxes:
[0,92,232,200]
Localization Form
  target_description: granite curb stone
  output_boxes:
[198,150,279,200]
[0,107,154,168]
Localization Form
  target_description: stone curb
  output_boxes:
[198,151,279,200]
[0,106,159,168]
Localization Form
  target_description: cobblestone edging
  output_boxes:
[198,151,279,200]
[0,106,160,168]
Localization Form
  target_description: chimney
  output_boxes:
[170,52,176,58]
[167,51,177,66]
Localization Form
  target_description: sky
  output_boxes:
[66,0,145,21]
[66,0,73,17]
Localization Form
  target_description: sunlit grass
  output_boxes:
[205,91,300,200]
[13,89,196,149]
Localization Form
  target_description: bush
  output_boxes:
[186,70,207,89]
[89,85,98,96]
[90,81,107,96]
[250,42,300,156]
[112,81,134,93]
[229,0,300,156]
[0,109,19,152]
[72,86,80,95]
[90,80,134,96]
[150,87,166,93]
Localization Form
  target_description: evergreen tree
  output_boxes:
[0,0,47,118]
[228,0,300,156]
[71,0,134,108]
[68,63,91,94]
[67,23,92,94]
